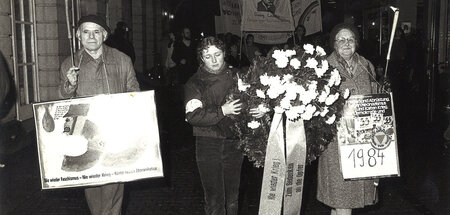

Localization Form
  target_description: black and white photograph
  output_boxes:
[0,0,448,214]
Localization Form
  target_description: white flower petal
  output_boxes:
[289,58,301,69]
[248,120,261,129]
[316,46,326,56]
[343,88,350,99]
[238,78,250,92]
[305,57,319,69]
[303,44,315,55]
[256,89,266,98]
[325,114,336,124]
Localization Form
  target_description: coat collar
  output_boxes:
[329,51,365,79]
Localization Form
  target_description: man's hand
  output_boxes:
[180,59,187,65]
[67,67,79,86]
[221,99,242,116]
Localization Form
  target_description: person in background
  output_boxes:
[105,21,136,64]
[317,23,379,215]
[59,14,140,215]
[165,32,178,86]
[286,24,307,49]
[172,27,197,84]
[242,34,261,64]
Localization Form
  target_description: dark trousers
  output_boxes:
[196,136,244,215]
[85,183,124,215]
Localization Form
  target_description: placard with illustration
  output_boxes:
[33,91,163,189]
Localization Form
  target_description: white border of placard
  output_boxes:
[338,93,400,180]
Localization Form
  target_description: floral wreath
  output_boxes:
[223,44,349,167]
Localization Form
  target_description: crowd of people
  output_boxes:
[38,13,429,215]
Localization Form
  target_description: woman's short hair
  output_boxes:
[329,22,360,49]
[197,36,226,65]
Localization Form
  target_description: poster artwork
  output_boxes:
[338,93,400,180]
[241,0,295,32]
[33,91,163,189]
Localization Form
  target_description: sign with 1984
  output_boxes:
[338,93,400,180]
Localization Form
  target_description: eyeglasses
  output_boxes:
[335,38,356,45]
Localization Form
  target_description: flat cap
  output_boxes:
[77,14,110,33]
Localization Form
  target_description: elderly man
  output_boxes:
[59,14,140,215]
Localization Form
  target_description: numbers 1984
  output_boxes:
[347,148,384,168]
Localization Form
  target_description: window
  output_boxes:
[11,0,39,120]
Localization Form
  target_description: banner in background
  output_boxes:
[291,0,322,36]
[217,0,242,36]
[33,91,163,189]
[241,0,294,32]
[217,0,323,44]
[337,93,400,180]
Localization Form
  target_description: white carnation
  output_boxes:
[303,44,315,55]
[275,57,289,68]
[256,89,266,98]
[272,50,284,60]
[289,58,301,69]
[285,105,306,121]
[238,78,250,92]
[283,74,293,83]
[318,90,328,103]
[325,92,340,105]
[280,97,292,110]
[248,120,261,129]
[320,107,329,117]
[325,114,336,124]
[285,83,299,101]
[285,49,296,57]
[316,46,326,56]
[301,104,316,120]
[305,57,318,69]
[260,73,270,86]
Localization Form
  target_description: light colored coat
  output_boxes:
[317,51,379,208]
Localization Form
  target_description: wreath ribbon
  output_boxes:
[258,112,307,215]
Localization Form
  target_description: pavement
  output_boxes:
[1,84,449,215]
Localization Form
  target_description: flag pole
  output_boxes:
[65,0,76,68]
[384,6,400,78]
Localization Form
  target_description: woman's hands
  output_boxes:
[221,99,242,115]
[222,100,268,118]
[249,108,265,118]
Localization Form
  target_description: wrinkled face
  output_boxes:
[334,28,356,60]
[78,22,107,52]
[182,28,191,40]
[201,45,224,73]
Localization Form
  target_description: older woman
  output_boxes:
[317,23,379,215]
[184,36,243,215]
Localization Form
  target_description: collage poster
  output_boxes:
[337,93,400,180]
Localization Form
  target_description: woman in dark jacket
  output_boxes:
[184,36,243,215]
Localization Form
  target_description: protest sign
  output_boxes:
[33,91,163,189]
[338,93,400,180]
